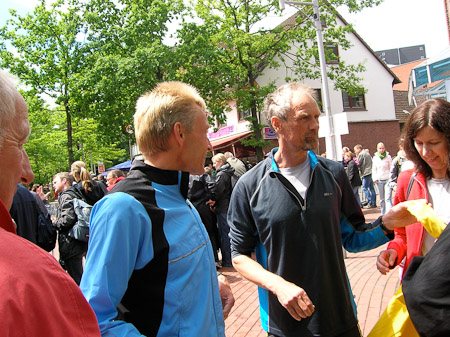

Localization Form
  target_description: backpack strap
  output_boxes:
[406,172,417,200]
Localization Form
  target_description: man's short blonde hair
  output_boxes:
[134,81,207,157]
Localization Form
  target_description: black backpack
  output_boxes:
[36,212,57,252]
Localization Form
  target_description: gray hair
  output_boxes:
[264,83,314,130]
[0,70,18,150]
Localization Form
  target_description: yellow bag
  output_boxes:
[368,200,446,337]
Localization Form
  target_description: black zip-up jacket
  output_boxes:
[211,163,234,213]
[228,149,391,337]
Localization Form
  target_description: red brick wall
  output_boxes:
[318,120,401,157]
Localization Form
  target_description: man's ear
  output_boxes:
[173,122,184,147]
[271,116,281,133]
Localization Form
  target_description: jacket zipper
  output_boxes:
[274,165,318,212]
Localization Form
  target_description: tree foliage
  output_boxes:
[1,0,384,173]
[0,0,88,166]
[177,0,382,160]
[74,0,185,145]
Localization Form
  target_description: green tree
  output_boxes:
[22,90,68,184]
[74,0,185,146]
[0,0,88,166]
[178,0,381,161]
[22,89,127,184]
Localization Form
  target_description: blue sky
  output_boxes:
[1,0,448,58]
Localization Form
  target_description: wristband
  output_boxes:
[379,216,393,234]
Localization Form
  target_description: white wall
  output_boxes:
[257,15,397,125]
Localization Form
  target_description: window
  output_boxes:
[342,91,366,111]
[238,108,251,121]
[325,44,339,64]
[312,89,323,112]
[314,44,339,64]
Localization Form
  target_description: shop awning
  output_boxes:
[210,131,252,150]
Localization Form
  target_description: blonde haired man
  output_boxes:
[81,81,234,336]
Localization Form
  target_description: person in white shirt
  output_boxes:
[372,142,392,215]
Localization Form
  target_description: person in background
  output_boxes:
[188,166,220,265]
[10,183,40,243]
[71,161,107,205]
[210,153,235,268]
[372,142,392,215]
[385,139,415,212]
[53,171,84,284]
[106,169,125,191]
[354,144,377,208]
[80,81,234,336]
[96,173,107,187]
[0,69,100,336]
[344,151,362,207]
[54,162,106,285]
[228,82,419,337]
[224,151,247,177]
[341,146,350,168]
[377,98,450,280]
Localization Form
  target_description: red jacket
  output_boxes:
[0,200,101,337]
[107,176,126,191]
[387,169,428,277]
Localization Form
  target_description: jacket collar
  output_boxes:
[129,160,190,199]
[269,148,319,172]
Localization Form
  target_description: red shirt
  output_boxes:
[0,199,101,336]
[387,169,428,277]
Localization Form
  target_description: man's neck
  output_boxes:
[144,152,180,172]
[274,146,309,169]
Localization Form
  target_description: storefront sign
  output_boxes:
[263,127,277,139]
[208,125,234,139]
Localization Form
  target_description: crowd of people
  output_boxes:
[2,67,449,337]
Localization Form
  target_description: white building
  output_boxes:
[208,11,401,160]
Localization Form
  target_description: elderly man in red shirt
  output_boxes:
[0,69,100,336]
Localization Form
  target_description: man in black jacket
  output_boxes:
[228,82,420,337]
[211,153,234,268]
[53,171,100,285]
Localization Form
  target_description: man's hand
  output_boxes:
[273,280,315,321]
[218,274,235,319]
[382,199,422,230]
[376,249,398,275]
[36,186,50,201]
[206,200,215,206]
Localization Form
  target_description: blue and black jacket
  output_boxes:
[228,149,390,337]
[81,160,225,336]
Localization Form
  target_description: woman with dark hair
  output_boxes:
[376,98,450,279]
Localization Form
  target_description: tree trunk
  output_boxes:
[251,105,264,162]
[65,101,73,168]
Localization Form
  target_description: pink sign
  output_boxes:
[208,125,234,139]
[263,127,277,139]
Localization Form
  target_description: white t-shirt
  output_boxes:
[421,177,450,256]
[279,156,311,200]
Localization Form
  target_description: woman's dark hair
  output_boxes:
[403,98,450,178]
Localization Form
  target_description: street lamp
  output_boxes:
[279,0,340,161]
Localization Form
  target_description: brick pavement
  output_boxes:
[222,206,400,337]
